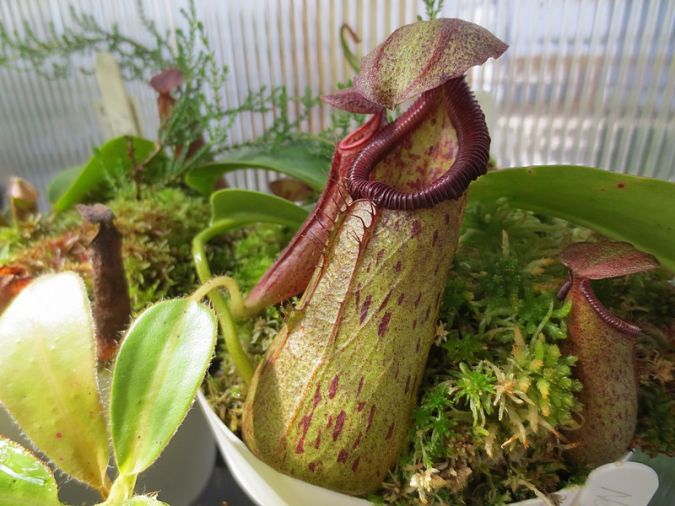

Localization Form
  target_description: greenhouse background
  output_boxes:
[0,0,673,205]
[1,2,674,506]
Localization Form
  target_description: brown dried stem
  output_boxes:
[77,204,131,362]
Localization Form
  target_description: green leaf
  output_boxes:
[468,166,675,272]
[210,188,309,227]
[110,299,217,476]
[52,136,157,212]
[0,437,62,506]
[0,273,110,492]
[185,140,331,196]
[47,165,84,204]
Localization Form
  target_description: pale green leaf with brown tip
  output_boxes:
[0,437,62,506]
[110,299,217,476]
[0,273,110,492]
[350,18,507,109]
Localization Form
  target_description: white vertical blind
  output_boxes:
[0,0,673,200]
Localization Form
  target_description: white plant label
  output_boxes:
[574,461,658,506]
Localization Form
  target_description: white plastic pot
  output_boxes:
[197,392,659,506]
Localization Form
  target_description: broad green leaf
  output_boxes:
[110,299,217,475]
[185,140,331,196]
[0,437,62,506]
[0,273,110,491]
[52,136,157,212]
[468,166,675,272]
[47,165,84,204]
[210,189,309,227]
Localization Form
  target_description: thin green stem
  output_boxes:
[191,208,306,384]
[296,132,336,147]
[531,301,554,346]
[193,224,254,384]
[551,299,572,319]
[340,24,361,74]
[190,275,255,321]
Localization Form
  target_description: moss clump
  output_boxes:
[204,199,674,505]
[109,187,217,311]
[1,187,215,312]
[224,224,296,294]
[1,210,94,281]
[372,202,579,505]
[635,384,675,455]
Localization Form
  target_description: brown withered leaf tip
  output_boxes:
[77,203,115,225]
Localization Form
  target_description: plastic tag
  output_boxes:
[574,461,658,506]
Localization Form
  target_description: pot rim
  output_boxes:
[196,391,589,506]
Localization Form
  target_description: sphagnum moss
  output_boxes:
[1,188,216,312]
[207,199,674,505]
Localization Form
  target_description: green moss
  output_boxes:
[226,224,295,294]
[108,187,215,310]
[1,187,213,312]
[635,384,675,455]
[0,209,83,264]
[204,199,673,504]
